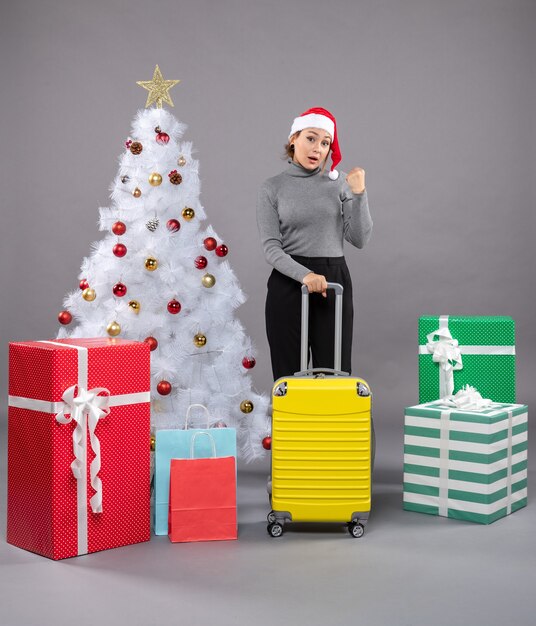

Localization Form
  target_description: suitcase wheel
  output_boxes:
[267,523,284,538]
[267,511,276,524]
[348,522,365,539]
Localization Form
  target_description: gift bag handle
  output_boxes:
[185,404,211,430]
[190,431,217,459]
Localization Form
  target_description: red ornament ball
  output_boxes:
[157,380,172,395]
[112,221,126,236]
[242,356,256,369]
[113,243,127,257]
[58,310,72,325]
[167,299,182,314]
[194,255,208,269]
[262,436,272,451]
[166,218,181,233]
[144,336,158,351]
[156,132,170,145]
[79,279,89,290]
[204,237,217,251]
[112,282,127,297]
[215,244,228,258]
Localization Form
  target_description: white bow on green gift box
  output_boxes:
[424,326,463,397]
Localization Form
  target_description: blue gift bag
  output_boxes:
[154,404,237,535]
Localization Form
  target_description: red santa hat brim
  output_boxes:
[289,114,335,141]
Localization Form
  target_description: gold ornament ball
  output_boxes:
[82,288,96,302]
[150,434,156,452]
[201,273,216,288]
[182,207,195,221]
[145,257,158,271]
[148,172,163,186]
[177,156,187,167]
[193,333,207,347]
[240,400,254,414]
[128,300,141,314]
[107,321,121,337]
[133,187,142,198]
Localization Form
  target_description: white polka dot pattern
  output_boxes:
[7,338,151,560]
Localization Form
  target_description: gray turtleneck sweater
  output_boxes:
[257,161,373,282]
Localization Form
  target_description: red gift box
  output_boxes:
[7,338,151,560]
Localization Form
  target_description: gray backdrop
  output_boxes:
[1,0,534,468]
[1,2,535,625]
[1,0,535,477]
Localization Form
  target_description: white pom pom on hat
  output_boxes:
[289,107,341,180]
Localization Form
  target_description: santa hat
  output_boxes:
[289,107,341,180]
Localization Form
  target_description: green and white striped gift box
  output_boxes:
[403,400,528,524]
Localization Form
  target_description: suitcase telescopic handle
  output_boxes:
[299,282,344,374]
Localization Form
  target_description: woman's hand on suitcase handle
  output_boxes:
[302,273,328,298]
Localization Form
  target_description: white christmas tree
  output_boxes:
[57,66,270,460]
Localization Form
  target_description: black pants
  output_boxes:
[265,256,354,381]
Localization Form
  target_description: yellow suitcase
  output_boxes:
[267,283,372,538]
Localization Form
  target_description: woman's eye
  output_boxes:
[322,141,329,147]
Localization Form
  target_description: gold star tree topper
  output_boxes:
[136,65,180,109]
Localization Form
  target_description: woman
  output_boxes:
[257,107,373,380]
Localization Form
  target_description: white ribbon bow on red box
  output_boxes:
[55,384,111,514]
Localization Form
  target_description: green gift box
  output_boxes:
[418,316,515,403]
[404,400,528,524]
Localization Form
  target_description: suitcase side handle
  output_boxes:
[300,282,344,373]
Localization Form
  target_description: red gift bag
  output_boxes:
[168,432,237,542]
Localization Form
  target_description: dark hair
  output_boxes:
[283,131,301,160]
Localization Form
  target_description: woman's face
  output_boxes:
[292,127,331,170]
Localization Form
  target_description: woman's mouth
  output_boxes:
[308,156,318,164]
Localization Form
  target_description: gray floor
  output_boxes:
[1,419,535,626]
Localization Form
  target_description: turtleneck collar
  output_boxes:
[284,160,322,178]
